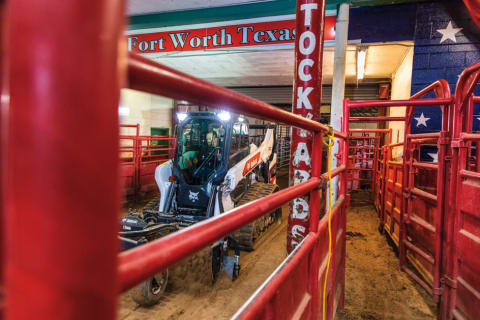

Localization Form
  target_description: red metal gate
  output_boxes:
[347,128,392,229]
[126,53,349,320]
[119,124,175,201]
[400,80,452,303]
[347,135,379,193]
[1,0,351,318]
[383,142,404,246]
[343,81,454,304]
[441,61,480,320]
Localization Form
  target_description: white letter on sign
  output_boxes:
[294,169,310,185]
[292,225,306,239]
[299,31,316,55]
[299,59,314,81]
[300,3,318,26]
[297,87,313,109]
[293,142,311,167]
[292,197,309,220]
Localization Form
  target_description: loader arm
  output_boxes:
[222,128,275,195]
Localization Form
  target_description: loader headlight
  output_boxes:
[177,112,187,122]
[217,111,231,121]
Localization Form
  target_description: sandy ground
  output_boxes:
[118,207,289,320]
[119,174,436,319]
[336,203,436,320]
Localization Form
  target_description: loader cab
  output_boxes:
[172,112,234,215]
[174,112,232,186]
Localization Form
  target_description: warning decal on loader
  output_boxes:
[243,153,260,176]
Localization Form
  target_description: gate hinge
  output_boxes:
[441,276,458,289]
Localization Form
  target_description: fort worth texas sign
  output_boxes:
[127,16,336,53]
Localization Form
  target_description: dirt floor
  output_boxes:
[119,174,437,319]
[118,206,289,320]
[336,202,437,320]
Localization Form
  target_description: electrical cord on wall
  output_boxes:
[322,131,335,320]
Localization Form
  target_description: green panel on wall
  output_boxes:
[128,0,425,30]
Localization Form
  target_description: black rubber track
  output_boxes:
[233,183,281,251]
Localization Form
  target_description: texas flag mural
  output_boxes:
[411,1,480,161]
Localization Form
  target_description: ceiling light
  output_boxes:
[357,47,367,80]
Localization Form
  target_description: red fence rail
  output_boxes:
[344,62,480,320]
[1,1,349,319]
[381,142,404,244]
[122,53,349,319]
[344,79,454,306]
[400,80,452,302]
[441,61,480,320]
[119,124,175,201]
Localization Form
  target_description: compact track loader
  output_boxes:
[119,111,280,306]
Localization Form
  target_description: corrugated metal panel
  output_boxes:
[229,84,382,105]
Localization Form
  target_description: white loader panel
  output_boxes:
[155,160,173,212]
[223,129,275,193]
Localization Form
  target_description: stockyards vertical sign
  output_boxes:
[287,0,326,253]
[127,17,335,53]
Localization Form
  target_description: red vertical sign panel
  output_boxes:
[288,0,326,253]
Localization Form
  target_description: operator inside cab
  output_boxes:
[176,116,225,184]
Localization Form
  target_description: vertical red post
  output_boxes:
[338,104,349,310]
[4,1,124,319]
[0,1,5,317]
[308,132,322,317]
[288,0,326,253]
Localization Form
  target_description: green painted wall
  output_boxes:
[128,0,425,30]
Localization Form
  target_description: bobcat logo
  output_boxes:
[189,191,199,202]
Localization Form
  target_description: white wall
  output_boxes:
[119,89,174,136]
[388,46,414,159]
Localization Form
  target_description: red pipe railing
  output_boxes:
[119,124,175,200]
[128,54,347,139]
[344,79,453,305]
[0,1,4,317]
[120,52,349,317]
[4,1,124,319]
[441,61,480,320]
[118,178,321,291]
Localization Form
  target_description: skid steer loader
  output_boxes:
[119,111,280,306]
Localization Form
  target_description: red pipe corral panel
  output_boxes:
[0,1,5,316]
[118,178,321,291]
[127,54,345,139]
[4,1,124,319]
[0,0,349,318]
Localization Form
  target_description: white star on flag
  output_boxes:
[428,152,438,162]
[437,21,462,43]
[414,113,430,127]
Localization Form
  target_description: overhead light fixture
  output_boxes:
[118,106,130,117]
[357,47,367,80]
[217,111,231,121]
[177,112,187,121]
